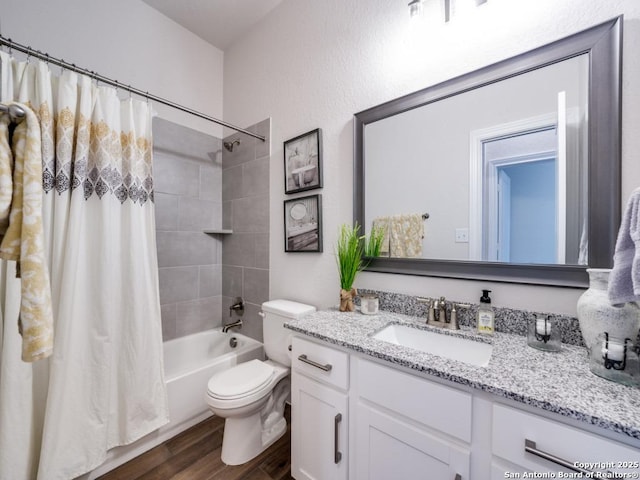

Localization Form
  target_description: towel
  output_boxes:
[0,113,12,236]
[0,103,54,361]
[608,187,640,306]
[371,214,424,257]
[389,213,424,258]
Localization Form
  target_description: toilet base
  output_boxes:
[220,413,287,465]
[220,377,290,466]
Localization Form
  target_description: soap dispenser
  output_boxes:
[477,289,495,334]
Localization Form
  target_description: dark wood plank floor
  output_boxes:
[98,406,292,480]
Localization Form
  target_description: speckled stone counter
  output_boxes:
[285,309,640,442]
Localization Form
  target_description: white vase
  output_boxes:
[576,268,640,349]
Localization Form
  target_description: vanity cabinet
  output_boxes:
[291,337,349,480]
[491,403,640,477]
[352,358,471,480]
[290,334,639,480]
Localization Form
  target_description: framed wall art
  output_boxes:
[284,128,323,194]
[284,194,322,252]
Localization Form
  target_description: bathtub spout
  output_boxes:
[222,319,243,333]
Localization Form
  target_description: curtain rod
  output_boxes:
[0,35,265,142]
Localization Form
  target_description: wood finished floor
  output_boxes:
[98,406,292,480]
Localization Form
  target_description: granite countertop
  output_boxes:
[284,309,640,442]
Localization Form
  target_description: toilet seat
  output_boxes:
[207,359,274,400]
[206,360,289,412]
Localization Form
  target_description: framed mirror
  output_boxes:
[354,16,622,287]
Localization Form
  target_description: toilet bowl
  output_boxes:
[205,299,316,465]
[206,359,290,465]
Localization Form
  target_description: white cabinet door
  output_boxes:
[353,401,470,480]
[292,372,348,480]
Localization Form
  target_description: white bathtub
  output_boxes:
[87,329,264,479]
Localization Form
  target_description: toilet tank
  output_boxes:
[262,300,316,366]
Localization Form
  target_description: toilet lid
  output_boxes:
[207,359,275,399]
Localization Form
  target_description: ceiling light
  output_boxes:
[410,0,487,23]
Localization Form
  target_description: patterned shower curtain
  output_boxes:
[0,53,169,479]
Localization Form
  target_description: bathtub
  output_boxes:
[87,329,264,479]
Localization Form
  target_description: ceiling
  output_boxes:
[142,0,283,51]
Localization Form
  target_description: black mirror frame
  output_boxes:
[353,16,622,288]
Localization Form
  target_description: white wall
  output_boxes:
[0,0,224,136]
[224,0,640,317]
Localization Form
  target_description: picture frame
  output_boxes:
[284,128,323,194]
[284,194,323,252]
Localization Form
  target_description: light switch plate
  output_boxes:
[455,228,469,243]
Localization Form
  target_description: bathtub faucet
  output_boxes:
[229,297,245,317]
[222,318,243,333]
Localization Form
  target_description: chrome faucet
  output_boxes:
[229,296,245,317]
[434,296,447,323]
[223,296,245,332]
[418,297,469,330]
[222,318,243,333]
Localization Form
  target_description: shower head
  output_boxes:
[223,139,241,152]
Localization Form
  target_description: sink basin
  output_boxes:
[372,324,493,367]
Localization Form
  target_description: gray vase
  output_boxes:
[576,268,640,349]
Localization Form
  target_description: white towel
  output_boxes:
[608,187,640,306]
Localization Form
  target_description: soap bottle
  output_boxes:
[476,289,495,334]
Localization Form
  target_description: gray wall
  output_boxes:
[222,118,271,342]
[153,118,224,341]
[152,117,271,343]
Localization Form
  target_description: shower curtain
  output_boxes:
[0,53,169,479]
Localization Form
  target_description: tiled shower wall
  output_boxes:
[153,118,224,341]
[222,119,271,342]
[152,117,271,342]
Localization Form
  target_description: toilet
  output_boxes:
[205,299,316,465]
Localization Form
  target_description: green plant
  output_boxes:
[336,223,385,291]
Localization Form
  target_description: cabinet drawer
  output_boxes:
[356,358,472,442]
[492,404,640,475]
[292,336,349,390]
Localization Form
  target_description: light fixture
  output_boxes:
[408,0,424,18]
[409,0,487,23]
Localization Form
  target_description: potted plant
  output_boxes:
[336,223,385,312]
